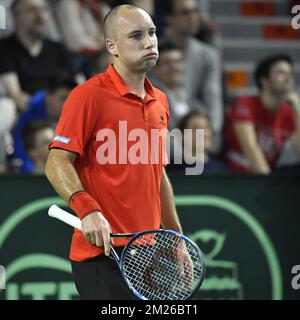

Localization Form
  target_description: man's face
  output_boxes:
[110,9,159,72]
[47,88,71,121]
[264,61,294,96]
[169,0,200,36]
[154,49,184,88]
[13,0,48,38]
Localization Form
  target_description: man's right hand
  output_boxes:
[81,211,113,256]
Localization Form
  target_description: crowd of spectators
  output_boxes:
[0,0,299,175]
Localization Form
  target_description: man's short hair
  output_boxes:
[103,4,140,39]
[254,54,293,89]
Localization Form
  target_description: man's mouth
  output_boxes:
[144,53,158,59]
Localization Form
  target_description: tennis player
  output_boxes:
[45,4,184,300]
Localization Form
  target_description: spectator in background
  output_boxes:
[13,75,77,173]
[22,120,54,174]
[0,0,74,111]
[194,1,221,49]
[151,40,190,129]
[52,0,111,78]
[152,40,213,130]
[0,98,16,174]
[168,110,227,173]
[224,54,300,174]
[163,0,223,150]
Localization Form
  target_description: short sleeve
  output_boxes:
[228,97,255,122]
[49,85,97,155]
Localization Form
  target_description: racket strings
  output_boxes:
[121,232,204,300]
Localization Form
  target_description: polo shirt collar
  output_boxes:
[106,64,156,101]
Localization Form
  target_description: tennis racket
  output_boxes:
[48,204,205,300]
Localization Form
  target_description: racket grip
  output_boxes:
[48,204,82,230]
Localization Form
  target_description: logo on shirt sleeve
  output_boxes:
[53,135,71,144]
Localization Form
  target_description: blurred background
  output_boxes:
[0,0,300,300]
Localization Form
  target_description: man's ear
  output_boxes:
[106,39,118,57]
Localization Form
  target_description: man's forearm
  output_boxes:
[160,169,183,233]
[45,149,84,203]
[245,145,271,174]
[233,122,270,174]
[46,149,112,253]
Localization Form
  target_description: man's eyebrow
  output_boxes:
[128,26,157,35]
[128,30,143,35]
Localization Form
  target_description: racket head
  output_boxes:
[118,229,205,300]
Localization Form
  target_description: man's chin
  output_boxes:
[144,60,158,71]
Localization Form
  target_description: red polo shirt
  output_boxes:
[49,64,169,261]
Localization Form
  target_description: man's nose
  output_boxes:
[144,35,155,49]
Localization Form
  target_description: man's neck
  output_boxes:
[260,91,284,113]
[16,30,43,57]
[113,63,147,99]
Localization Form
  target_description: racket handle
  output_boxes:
[48,204,82,230]
[48,205,129,238]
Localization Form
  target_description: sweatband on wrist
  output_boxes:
[68,191,101,220]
